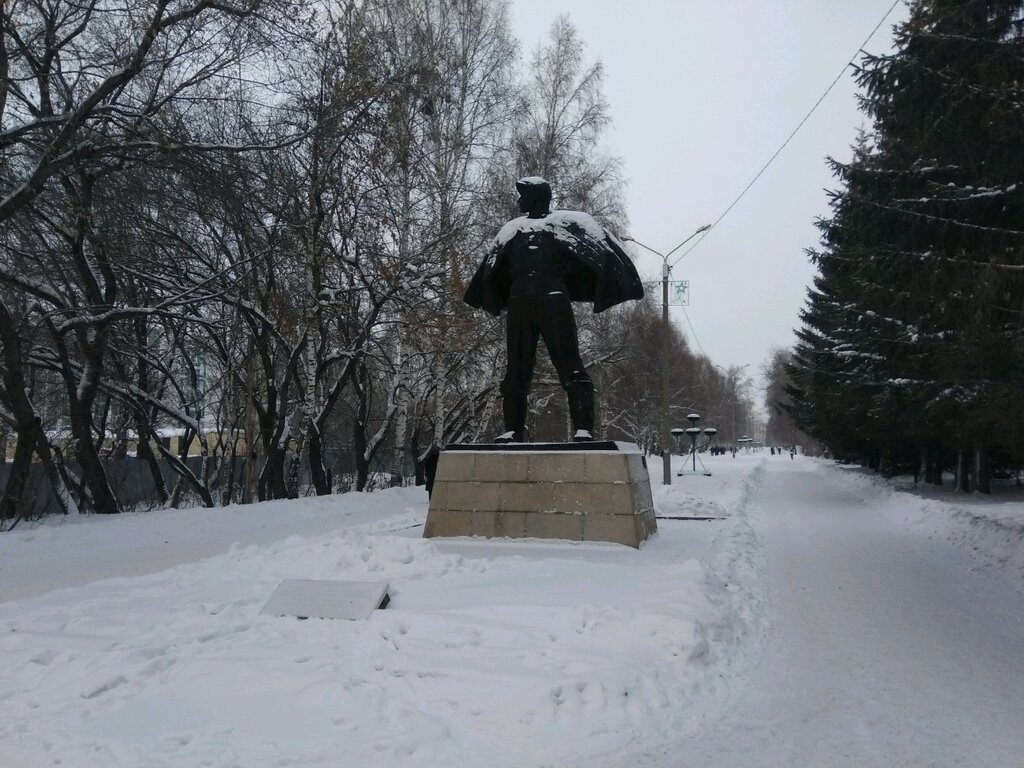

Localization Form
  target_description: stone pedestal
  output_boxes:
[423,442,656,548]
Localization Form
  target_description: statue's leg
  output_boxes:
[539,295,594,439]
[499,300,540,442]
[497,393,528,443]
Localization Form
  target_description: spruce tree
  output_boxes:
[791,0,1024,487]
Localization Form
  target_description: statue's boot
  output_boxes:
[566,380,595,442]
[497,392,528,443]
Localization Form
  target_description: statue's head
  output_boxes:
[515,176,551,218]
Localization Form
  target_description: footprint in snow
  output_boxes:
[140,657,175,677]
[80,674,128,700]
[29,649,58,666]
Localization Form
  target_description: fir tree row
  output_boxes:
[788,0,1024,491]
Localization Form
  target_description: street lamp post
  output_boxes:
[624,224,710,485]
[685,412,702,473]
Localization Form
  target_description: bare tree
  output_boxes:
[362,0,519,474]
[513,15,626,228]
[763,346,818,452]
[0,0,308,513]
[0,0,297,224]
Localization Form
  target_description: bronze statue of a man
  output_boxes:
[464,177,644,443]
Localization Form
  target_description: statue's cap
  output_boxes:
[515,176,550,195]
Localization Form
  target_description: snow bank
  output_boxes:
[0,486,429,602]
[0,456,769,767]
[823,462,1024,593]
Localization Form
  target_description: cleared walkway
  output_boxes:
[672,459,1024,767]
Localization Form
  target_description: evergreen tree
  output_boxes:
[790,0,1024,487]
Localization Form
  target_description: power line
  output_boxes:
[668,0,902,270]
[680,304,706,358]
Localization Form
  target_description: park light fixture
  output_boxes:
[685,413,702,473]
[676,413,714,477]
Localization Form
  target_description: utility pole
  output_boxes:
[661,259,670,484]
[624,224,710,485]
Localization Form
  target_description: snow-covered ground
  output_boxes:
[0,454,767,768]
[669,457,1024,768]
[2,453,1023,767]
[828,463,1024,593]
[0,490,429,603]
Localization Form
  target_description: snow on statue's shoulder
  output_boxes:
[491,210,610,251]
[546,210,607,241]
[543,210,611,250]
[493,215,534,248]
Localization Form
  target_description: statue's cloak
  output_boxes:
[463,211,644,316]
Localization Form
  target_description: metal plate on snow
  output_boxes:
[260,579,390,620]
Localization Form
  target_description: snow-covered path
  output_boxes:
[672,458,1024,767]
[3,456,1023,767]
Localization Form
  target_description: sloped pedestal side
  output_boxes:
[423,443,656,548]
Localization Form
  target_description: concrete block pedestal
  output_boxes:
[423,442,656,548]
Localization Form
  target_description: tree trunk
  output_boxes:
[286,453,302,499]
[432,357,447,448]
[975,445,991,495]
[927,447,943,486]
[412,431,426,486]
[308,426,331,495]
[242,448,256,505]
[392,341,409,484]
[0,307,38,520]
[353,361,370,492]
[0,301,75,519]
[259,446,289,500]
[34,427,77,515]
[197,436,215,507]
[955,450,971,493]
[241,358,257,504]
[223,444,238,506]
[256,385,289,500]
[68,399,119,513]
[1,429,38,524]
[354,415,370,492]
[136,421,169,505]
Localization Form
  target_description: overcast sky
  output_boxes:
[509,0,909,393]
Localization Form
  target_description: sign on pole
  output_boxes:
[669,280,689,306]
[643,280,690,306]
